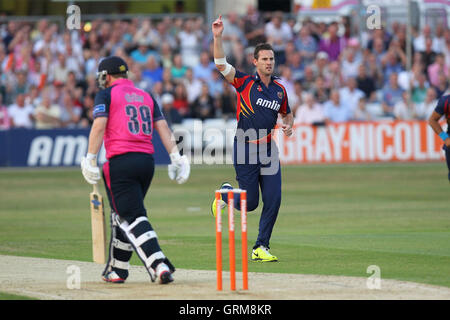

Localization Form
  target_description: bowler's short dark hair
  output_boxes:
[254,43,274,59]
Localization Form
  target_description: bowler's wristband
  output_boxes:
[439,131,449,141]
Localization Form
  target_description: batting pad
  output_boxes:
[103,211,134,279]
[118,216,166,281]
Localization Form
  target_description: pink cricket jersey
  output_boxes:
[93,78,165,160]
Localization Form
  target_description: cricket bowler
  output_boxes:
[428,92,450,181]
[210,16,294,262]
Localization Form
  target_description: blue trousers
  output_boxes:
[222,139,282,249]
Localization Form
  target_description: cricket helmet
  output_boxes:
[96,56,129,89]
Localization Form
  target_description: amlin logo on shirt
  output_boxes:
[255,98,280,112]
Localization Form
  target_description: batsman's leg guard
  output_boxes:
[102,211,133,280]
[118,216,175,282]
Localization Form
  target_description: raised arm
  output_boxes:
[212,15,236,83]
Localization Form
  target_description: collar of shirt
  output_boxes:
[110,78,134,87]
[254,72,279,84]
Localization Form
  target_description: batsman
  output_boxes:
[211,16,294,262]
[81,56,190,284]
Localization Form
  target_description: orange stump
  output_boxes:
[241,191,248,290]
[215,191,222,291]
[215,188,248,291]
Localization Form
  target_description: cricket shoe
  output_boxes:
[211,182,232,218]
[102,271,126,283]
[251,246,278,262]
[156,263,174,284]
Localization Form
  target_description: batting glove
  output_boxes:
[81,153,101,185]
[168,152,190,184]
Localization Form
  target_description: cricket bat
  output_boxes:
[90,183,106,264]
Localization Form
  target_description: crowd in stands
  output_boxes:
[0,6,449,130]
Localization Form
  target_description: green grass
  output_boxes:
[0,163,450,287]
[0,292,36,300]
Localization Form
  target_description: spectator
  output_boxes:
[394,25,414,58]
[171,53,188,81]
[278,66,296,103]
[301,66,315,92]
[356,64,376,101]
[428,53,448,87]
[371,37,387,69]
[393,91,414,120]
[353,97,371,121]
[286,51,304,82]
[381,47,405,85]
[0,16,445,129]
[191,83,215,120]
[8,93,34,128]
[161,67,175,94]
[323,90,352,122]
[434,24,446,54]
[0,93,10,130]
[311,76,330,104]
[243,4,266,47]
[326,60,344,89]
[414,24,441,53]
[415,87,438,120]
[193,51,215,81]
[367,28,392,53]
[311,51,329,80]
[142,55,163,85]
[130,63,152,92]
[217,80,236,119]
[318,23,345,62]
[294,93,325,125]
[221,12,247,57]
[159,42,173,69]
[151,81,164,107]
[152,20,177,50]
[84,48,102,76]
[341,47,360,80]
[178,19,201,68]
[289,80,305,115]
[209,69,224,98]
[60,90,82,128]
[411,73,429,105]
[398,58,424,91]
[420,37,437,72]
[381,72,404,117]
[34,89,61,129]
[366,53,384,89]
[10,70,30,102]
[241,46,256,75]
[50,52,70,84]
[131,38,157,65]
[230,40,246,70]
[182,68,202,104]
[294,25,318,65]
[434,71,449,99]
[444,29,450,67]
[264,11,293,65]
[160,93,182,127]
[79,93,95,128]
[173,83,189,117]
[339,77,365,113]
